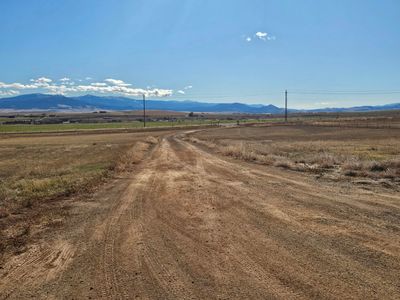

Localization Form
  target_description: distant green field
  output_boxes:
[0,118,282,133]
[0,120,215,133]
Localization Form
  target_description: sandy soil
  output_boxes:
[1,130,400,299]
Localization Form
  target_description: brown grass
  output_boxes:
[188,126,400,185]
[0,131,161,260]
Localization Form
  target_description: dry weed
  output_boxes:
[190,132,400,183]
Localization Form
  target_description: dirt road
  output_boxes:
[1,132,400,299]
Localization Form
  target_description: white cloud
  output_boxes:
[47,84,70,95]
[0,77,173,98]
[0,81,37,89]
[184,85,193,90]
[104,78,131,87]
[0,90,20,96]
[254,32,276,41]
[255,32,267,41]
[246,37,252,42]
[30,77,53,87]
[177,90,185,95]
[85,77,93,81]
[315,102,336,106]
[60,77,71,82]
[91,82,108,87]
[31,77,52,83]
[57,104,72,108]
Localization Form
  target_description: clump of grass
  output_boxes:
[368,161,387,172]
[342,159,400,179]
[0,206,9,218]
[187,137,218,149]
[12,172,107,209]
[273,158,296,169]
[342,159,363,171]
[308,152,341,169]
[113,140,155,172]
[145,136,158,144]
[343,169,358,177]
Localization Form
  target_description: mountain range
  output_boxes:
[0,93,399,114]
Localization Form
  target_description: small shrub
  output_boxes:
[0,207,9,218]
[310,153,339,169]
[383,169,397,179]
[342,160,362,171]
[145,136,158,144]
[368,161,387,172]
[274,158,295,170]
[344,170,358,177]
[23,199,33,209]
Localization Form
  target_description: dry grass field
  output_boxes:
[0,131,162,262]
[189,125,400,188]
[1,124,400,299]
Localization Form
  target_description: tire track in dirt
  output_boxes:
[137,139,203,299]
[172,136,400,299]
[166,137,306,298]
[100,170,153,299]
[2,132,400,299]
[0,240,74,300]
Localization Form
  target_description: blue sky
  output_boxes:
[0,0,399,108]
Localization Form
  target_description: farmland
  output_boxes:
[0,110,276,133]
[0,120,212,133]
[1,122,400,299]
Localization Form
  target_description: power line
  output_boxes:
[285,90,288,122]
[176,93,282,98]
[172,89,400,99]
[288,89,400,95]
[143,94,146,128]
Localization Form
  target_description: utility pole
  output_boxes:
[143,94,146,128]
[285,90,288,122]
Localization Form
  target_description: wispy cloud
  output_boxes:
[0,90,19,96]
[0,81,37,89]
[31,77,52,83]
[104,78,131,87]
[245,31,276,42]
[60,77,71,82]
[177,90,185,95]
[184,85,193,90]
[314,102,337,106]
[30,77,53,87]
[91,82,108,87]
[255,32,267,41]
[0,77,173,98]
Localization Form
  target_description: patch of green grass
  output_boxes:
[74,162,111,172]
[0,120,216,133]
[0,118,286,133]
[0,139,128,209]
[0,122,143,133]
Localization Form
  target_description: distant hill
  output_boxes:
[0,94,283,113]
[0,93,399,113]
[307,103,400,113]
